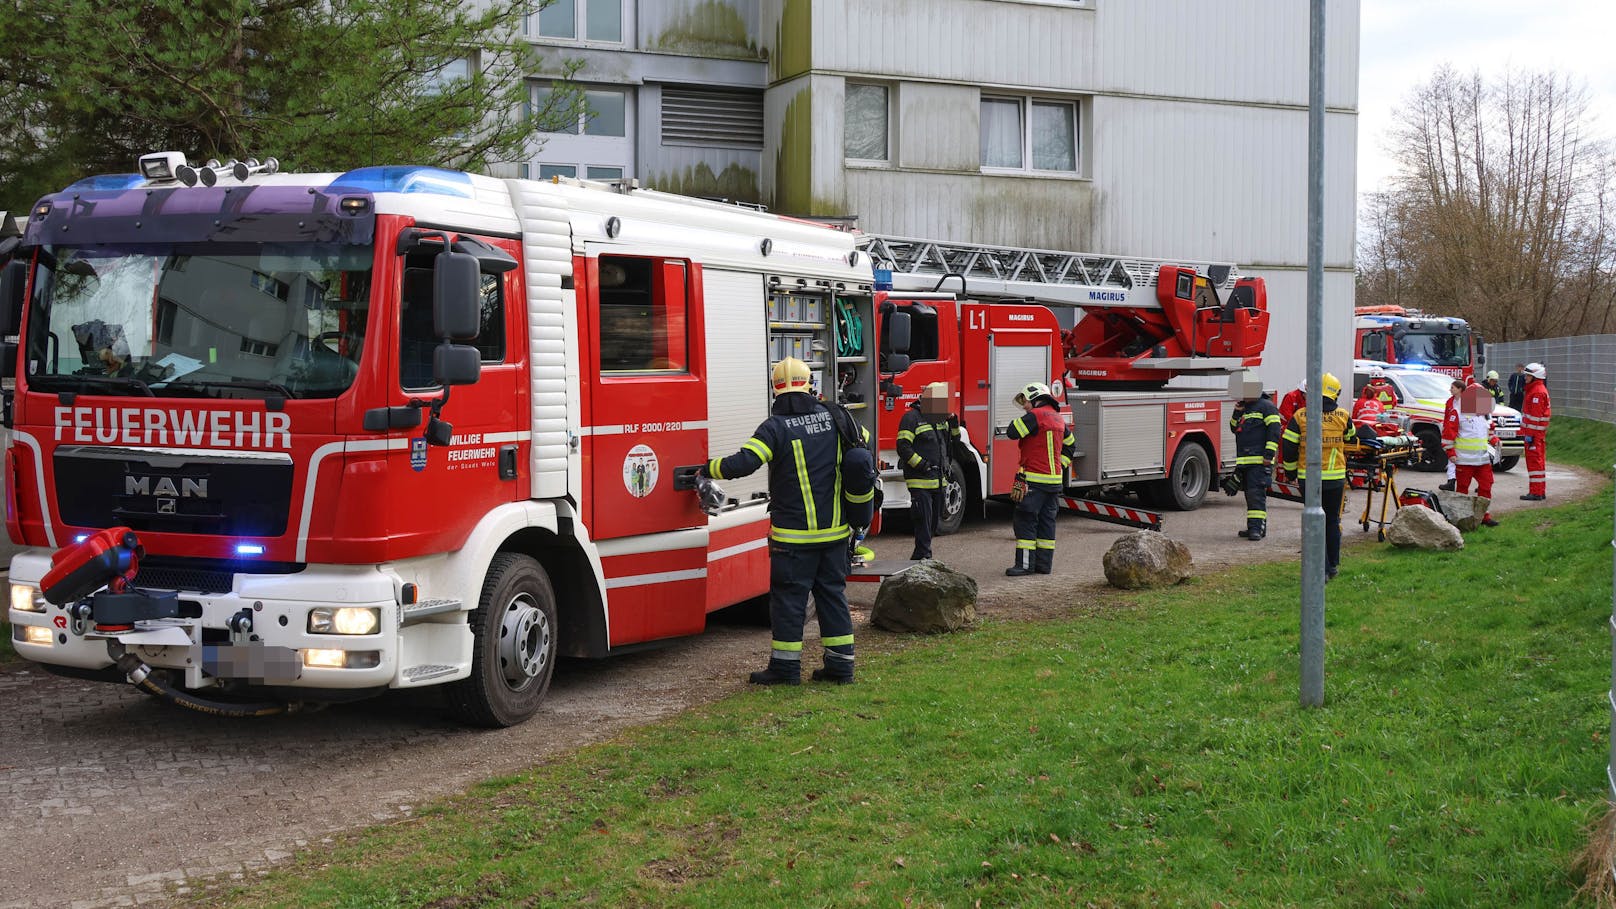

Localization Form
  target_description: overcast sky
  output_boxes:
[1357,0,1616,195]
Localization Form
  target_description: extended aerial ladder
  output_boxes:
[861,234,1271,387]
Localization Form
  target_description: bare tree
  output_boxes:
[1358,66,1616,341]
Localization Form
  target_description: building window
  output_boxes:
[422,57,473,95]
[533,85,626,137]
[981,96,1080,174]
[844,83,889,162]
[529,0,622,43]
[597,256,689,374]
[660,86,764,149]
[239,338,279,358]
[586,166,624,181]
[538,163,576,180]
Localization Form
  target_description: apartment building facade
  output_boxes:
[514,0,1361,388]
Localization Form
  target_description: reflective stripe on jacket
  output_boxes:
[1008,404,1076,487]
[897,403,959,489]
[708,393,849,545]
[1230,395,1282,466]
[1280,403,1356,481]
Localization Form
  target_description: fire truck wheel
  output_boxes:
[1149,441,1212,511]
[937,459,968,536]
[1495,455,1519,473]
[446,553,557,728]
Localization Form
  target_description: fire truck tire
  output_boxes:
[445,553,558,728]
[1496,455,1519,473]
[1148,441,1212,511]
[937,459,969,536]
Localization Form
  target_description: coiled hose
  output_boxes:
[106,640,292,718]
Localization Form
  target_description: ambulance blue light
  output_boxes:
[74,534,89,544]
[874,268,893,291]
[235,543,266,556]
[63,174,147,192]
[328,166,474,199]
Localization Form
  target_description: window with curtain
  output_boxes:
[844,84,889,161]
[980,98,1023,169]
[981,95,1081,174]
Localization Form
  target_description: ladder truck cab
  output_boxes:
[1354,305,1478,380]
[864,235,1271,532]
[2,152,878,726]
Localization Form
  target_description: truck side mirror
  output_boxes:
[0,258,27,337]
[886,310,911,356]
[432,343,480,386]
[884,353,911,374]
[433,250,481,342]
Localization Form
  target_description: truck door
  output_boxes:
[580,253,709,644]
[987,333,1057,495]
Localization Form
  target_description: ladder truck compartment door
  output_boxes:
[988,334,1055,496]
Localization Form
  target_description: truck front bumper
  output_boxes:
[6,550,469,692]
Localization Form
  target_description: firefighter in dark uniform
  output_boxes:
[1280,371,1356,581]
[896,382,960,560]
[1228,372,1283,541]
[701,357,859,685]
[1005,382,1077,576]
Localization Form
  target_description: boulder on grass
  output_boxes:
[871,560,977,633]
[1102,531,1193,590]
[1385,504,1464,550]
[1430,490,1489,532]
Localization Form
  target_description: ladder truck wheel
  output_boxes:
[937,458,969,536]
[1149,440,1212,511]
[446,553,558,728]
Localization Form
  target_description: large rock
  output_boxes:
[1385,504,1464,550]
[871,560,978,633]
[1430,490,1489,532]
[1102,531,1193,589]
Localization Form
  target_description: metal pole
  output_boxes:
[1607,462,1615,813]
[1300,0,1328,708]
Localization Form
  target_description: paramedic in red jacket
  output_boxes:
[1519,362,1552,500]
[1278,380,1306,426]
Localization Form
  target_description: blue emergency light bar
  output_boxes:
[329,166,474,199]
[62,174,148,193]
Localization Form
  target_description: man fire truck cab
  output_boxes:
[2,152,879,726]
[1354,305,1478,381]
[863,235,1271,534]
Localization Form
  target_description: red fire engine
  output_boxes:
[2,153,879,726]
[1353,305,1478,380]
[860,236,1271,533]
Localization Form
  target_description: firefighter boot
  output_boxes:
[1005,549,1034,577]
[1239,518,1266,541]
[748,657,801,686]
[811,646,855,684]
[1033,547,1054,575]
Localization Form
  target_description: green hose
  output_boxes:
[835,298,863,358]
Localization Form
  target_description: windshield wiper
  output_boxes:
[32,373,154,397]
[161,378,299,400]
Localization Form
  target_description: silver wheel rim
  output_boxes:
[1179,453,1208,501]
[943,472,965,521]
[498,593,550,689]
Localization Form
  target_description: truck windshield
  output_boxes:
[1394,331,1469,368]
[24,243,373,399]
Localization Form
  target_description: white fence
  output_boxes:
[1486,335,1616,424]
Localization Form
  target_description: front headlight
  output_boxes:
[308,606,380,635]
[10,583,45,614]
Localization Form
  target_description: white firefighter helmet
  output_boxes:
[1525,362,1546,380]
[771,357,812,394]
[1014,381,1052,405]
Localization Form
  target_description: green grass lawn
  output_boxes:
[179,418,1616,909]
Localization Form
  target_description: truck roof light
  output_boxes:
[340,196,370,214]
[32,201,51,218]
[137,151,188,181]
[329,166,474,199]
[235,543,266,556]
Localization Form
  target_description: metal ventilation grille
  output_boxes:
[661,87,764,149]
[136,562,235,594]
